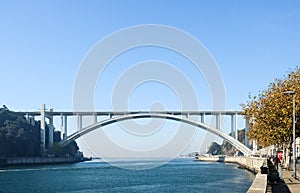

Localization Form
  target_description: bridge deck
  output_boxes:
[16,110,243,116]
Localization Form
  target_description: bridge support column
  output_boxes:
[26,113,29,122]
[48,109,54,148]
[40,104,46,154]
[201,113,205,123]
[235,128,238,140]
[60,113,63,140]
[93,113,97,124]
[245,119,250,147]
[26,114,35,126]
[77,114,82,130]
[231,114,236,138]
[231,113,238,140]
[216,113,221,130]
[64,116,67,140]
[30,116,35,126]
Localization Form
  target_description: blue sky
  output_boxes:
[1,1,299,155]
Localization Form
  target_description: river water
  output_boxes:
[0,158,255,193]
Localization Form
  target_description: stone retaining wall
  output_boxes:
[1,157,82,166]
[225,156,267,173]
[246,173,268,193]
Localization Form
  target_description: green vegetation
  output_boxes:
[47,142,79,157]
[0,106,40,157]
[0,106,80,158]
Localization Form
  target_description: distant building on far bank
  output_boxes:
[258,137,300,159]
[54,131,62,142]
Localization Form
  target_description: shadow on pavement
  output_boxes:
[266,159,291,193]
[269,182,291,193]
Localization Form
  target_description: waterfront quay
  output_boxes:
[268,164,300,193]
[0,156,83,166]
[196,156,300,193]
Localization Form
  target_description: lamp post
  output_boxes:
[284,91,296,178]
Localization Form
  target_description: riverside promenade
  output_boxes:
[196,156,300,192]
[268,163,300,193]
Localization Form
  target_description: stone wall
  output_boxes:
[224,156,267,173]
[196,156,267,173]
[246,173,268,193]
[3,157,82,166]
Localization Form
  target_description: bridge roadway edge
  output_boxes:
[195,156,268,193]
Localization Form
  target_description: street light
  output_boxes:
[284,90,296,178]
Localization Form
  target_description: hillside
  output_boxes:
[207,128,249,156]
[0,106,40,157]
[0,106,79,158]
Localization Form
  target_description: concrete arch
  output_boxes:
[60,113,252,155]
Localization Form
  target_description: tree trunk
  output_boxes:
[282,143,292,170]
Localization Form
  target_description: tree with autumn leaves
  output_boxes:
[242,68,300,165]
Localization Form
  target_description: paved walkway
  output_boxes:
[268,163,300,193]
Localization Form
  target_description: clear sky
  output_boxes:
[1,1,299,156]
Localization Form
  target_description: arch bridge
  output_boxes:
[19,105,253,155]
[60,112,252,155]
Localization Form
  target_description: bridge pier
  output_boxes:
[64,115,68,140]
[216,113,221,130]
[48,109,54,148]
[77,114,82,130]
[200,113,205,123]
[26,113,29,122]
[231,113,237,139]
[235,114,238,140]
[93,113,97,124]
[245,119,250,148]
[60,113,63,139]
[25,113,36,126]
[30,116,35,126]
[40,104,46,154]
[59,114,69,140]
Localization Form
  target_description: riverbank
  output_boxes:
[195,156,268,193]
[0,156,88,166]
[195,155,267,173]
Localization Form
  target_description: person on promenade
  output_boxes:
[273,155,279,170]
